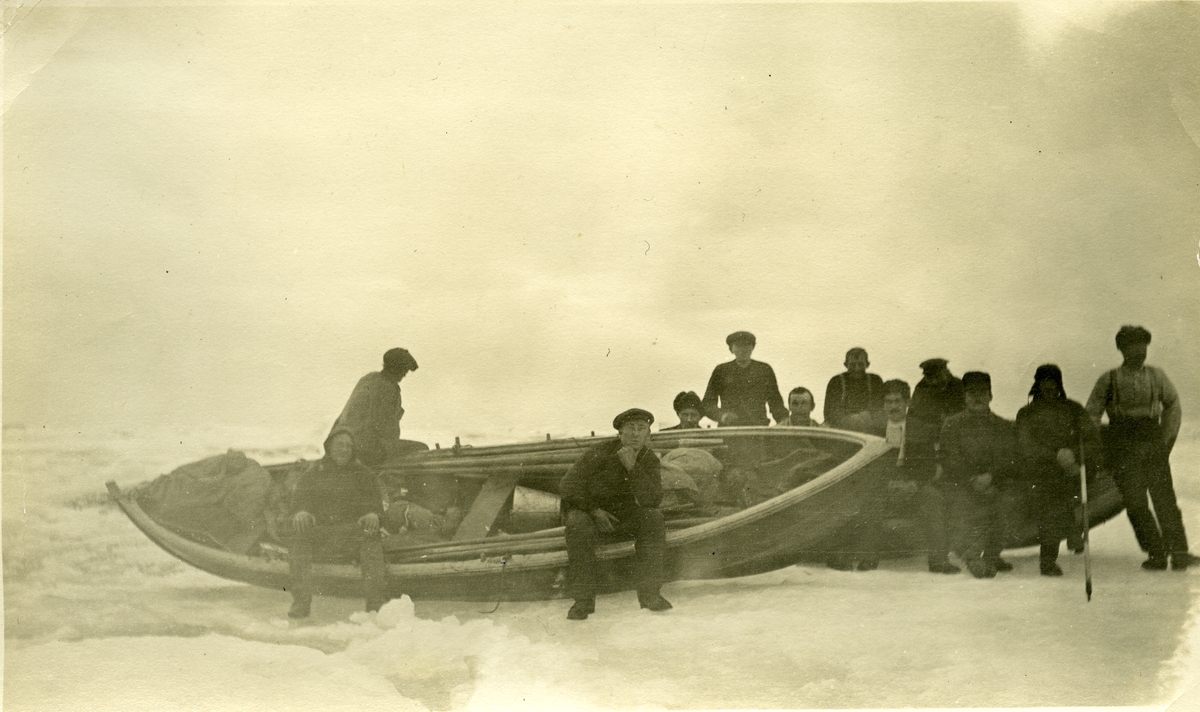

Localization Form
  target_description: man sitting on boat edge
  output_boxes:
[286,427,388,619]
[559,408,671,620]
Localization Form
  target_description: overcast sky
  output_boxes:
[5,2,1199,447]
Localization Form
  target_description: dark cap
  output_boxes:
[919,358,948,374]
[961,371,991,391]
[1115,325,1151,349]
[726,331,757,347]
[613,408,654,430]
[383,347,418,373]
[673,391,703,413]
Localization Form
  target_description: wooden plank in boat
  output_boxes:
[452,472,521,541]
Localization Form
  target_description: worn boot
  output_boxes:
[1172,553,1200,571]
[991,557,1014,573]
[638,591,673,612]
[1040,561,1063,576]
[967,559,996,579]
[567,598,595,621]
[1142,554,1169,571]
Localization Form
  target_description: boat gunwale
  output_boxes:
[108,427,890,584]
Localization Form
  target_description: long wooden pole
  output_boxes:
[1080,431,1093,601]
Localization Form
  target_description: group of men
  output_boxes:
[281,326,1189,623]
[666,326,1190,583]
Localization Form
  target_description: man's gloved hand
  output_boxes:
[359,512,380,534]
[292,511,316,533]
[591,508,619,534]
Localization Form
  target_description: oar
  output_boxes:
[1079,432,1092,601]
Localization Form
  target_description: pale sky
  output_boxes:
[4,2,1199,447]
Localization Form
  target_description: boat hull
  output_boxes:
[107,426,1127,601]
[109,427,892,600]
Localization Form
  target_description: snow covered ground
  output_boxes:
[5,424,1200,711]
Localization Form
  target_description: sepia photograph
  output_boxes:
[4,1,1199,710]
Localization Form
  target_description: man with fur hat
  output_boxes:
[332,347,419,467]
[287,428,387,618]
[702,331,788,427]
[1016,365,1103,577]
[559,408,670,619]
[662,391,705,430]
[1086,326,1194,570]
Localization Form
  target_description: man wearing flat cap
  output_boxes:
[331,347,419,468]
[1086,326,1195,570]
[702,331,788,427]
[906,359,966,478]
[559,408,670,620]
[938,371,1018,578]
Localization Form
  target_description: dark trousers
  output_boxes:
[288,522,387,607]
[1109,424,1186,557]
[920,482,954,565]
[1032,475,1075,566]
[565,507,665,601]
[957,488,1003,562]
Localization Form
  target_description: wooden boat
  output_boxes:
[106,426,1127,602]
[108,427,892,601]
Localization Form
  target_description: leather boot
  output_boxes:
[567,598,595,620]
[638,591,673,612]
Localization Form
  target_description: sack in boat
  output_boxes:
[137,449,272,554]
[662,448,723,504]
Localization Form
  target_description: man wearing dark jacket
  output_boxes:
[702,331,788,427]
[939,372,1018,578]
[287,427,387,618]
[824,347,885,429]
[560,408,669,620]
[331,347,418,467]
[906,358,966,481]
[1016,365,1103,577]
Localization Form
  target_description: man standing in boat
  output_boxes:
[1085,326,1196,571]
[823,347,885,429]
[702,331,788,427]
[560,408,670,620]
[331,347,418,467]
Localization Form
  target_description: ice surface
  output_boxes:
[4,427,1200,710]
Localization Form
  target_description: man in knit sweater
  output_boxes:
[702,331,788,427]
